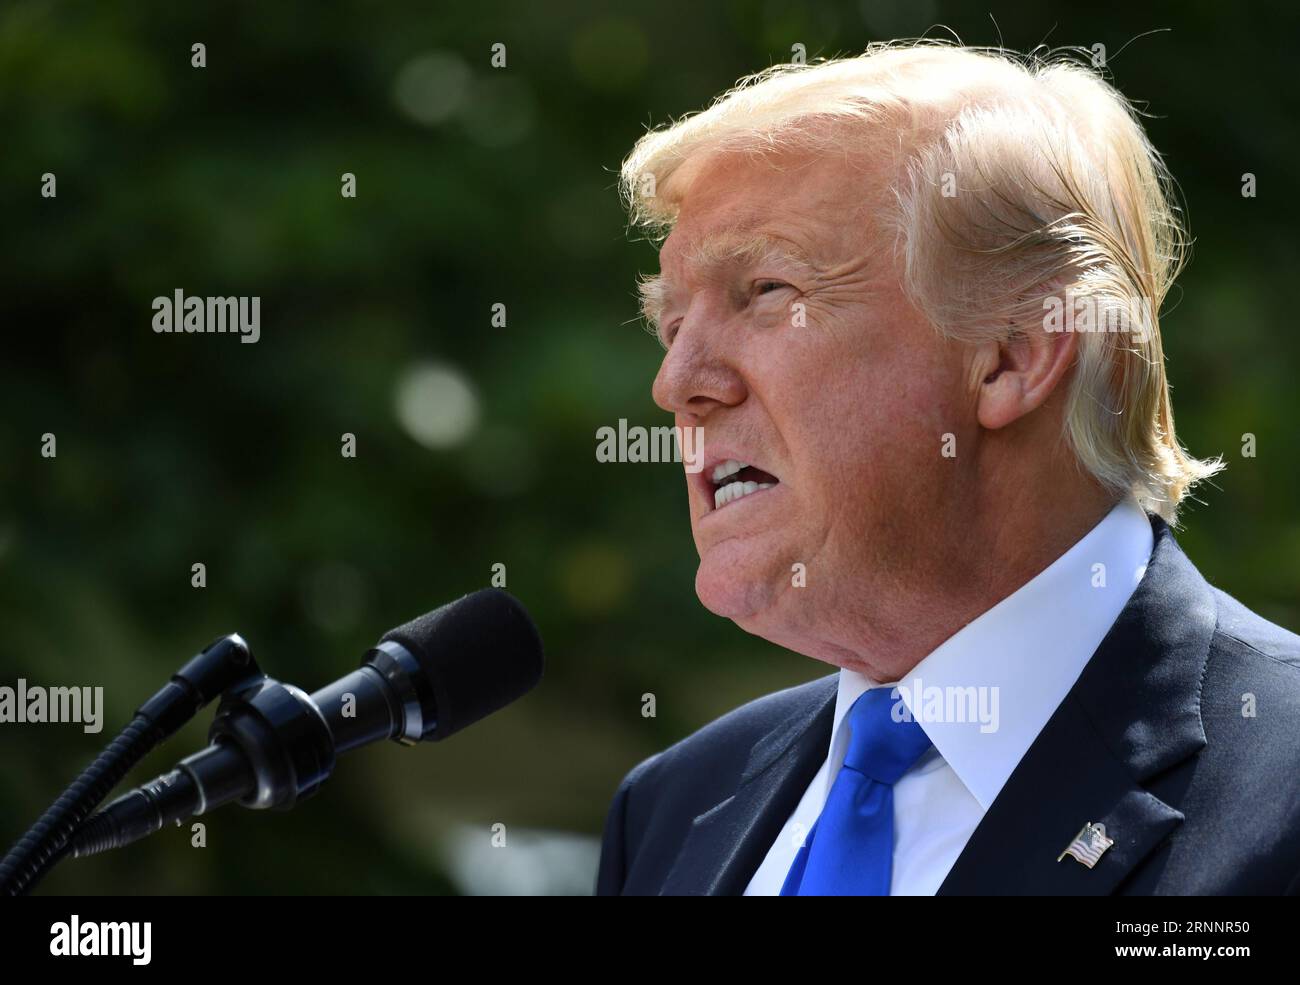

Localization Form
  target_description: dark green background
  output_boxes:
[1,0,1296,894]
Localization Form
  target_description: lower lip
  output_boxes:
[703,483,781,518]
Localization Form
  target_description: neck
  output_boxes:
[794,478,1118,683]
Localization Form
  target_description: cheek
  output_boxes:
[790,340,962,512]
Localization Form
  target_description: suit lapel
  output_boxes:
[935,691,1186,894]
[660,676,837,895]
[938,517,1216,894]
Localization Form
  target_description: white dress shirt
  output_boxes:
[745,496,1154,895]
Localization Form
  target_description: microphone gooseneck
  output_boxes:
[0,634,260,896]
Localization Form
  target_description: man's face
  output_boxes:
[649,147,974,660]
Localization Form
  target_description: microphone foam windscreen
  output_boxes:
[380,588,544,741]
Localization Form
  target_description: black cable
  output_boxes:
[16,838,72,895]
[0,715,161,895]
[0,632,258,895]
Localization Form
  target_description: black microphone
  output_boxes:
[68,588,543,857]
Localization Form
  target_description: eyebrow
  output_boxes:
[637,232,816,340]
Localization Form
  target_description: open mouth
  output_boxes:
[709,458,780,511]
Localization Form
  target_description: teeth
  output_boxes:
[712,480,774,510]
[711,459,748,483]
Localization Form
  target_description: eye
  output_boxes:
[661,319,682,347]
[754,280,788,296]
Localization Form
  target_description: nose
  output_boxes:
[651,305,746,420]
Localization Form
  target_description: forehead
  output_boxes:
[658,147,885,274]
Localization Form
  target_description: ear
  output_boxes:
[973,324,1078,431]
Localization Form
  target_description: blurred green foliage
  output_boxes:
[1,0,1296,894]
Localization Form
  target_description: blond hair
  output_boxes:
[620,41,1222,522]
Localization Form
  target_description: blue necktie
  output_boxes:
[780,687,932,895]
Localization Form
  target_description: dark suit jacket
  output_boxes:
[595,516,1300,894]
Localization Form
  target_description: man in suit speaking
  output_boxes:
[595,42,1300,895]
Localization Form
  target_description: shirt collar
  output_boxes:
[826,496,1154,810]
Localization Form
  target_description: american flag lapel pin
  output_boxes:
[1057,821,1114,868]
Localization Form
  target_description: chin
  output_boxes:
[694,553,776,621]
